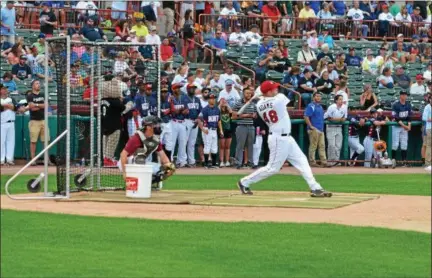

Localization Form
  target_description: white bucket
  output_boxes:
[125,164,153,198]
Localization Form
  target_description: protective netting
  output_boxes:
[47,38,160,193]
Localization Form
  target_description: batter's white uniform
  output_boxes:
[240,94,323,190]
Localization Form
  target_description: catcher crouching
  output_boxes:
[118,115,176,189]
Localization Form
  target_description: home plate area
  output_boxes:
[63,190,379,209]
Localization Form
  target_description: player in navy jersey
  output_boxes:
[183,84,202,166]
[348,115,366,166]
[391,90,412,166]
[170,83,188,167]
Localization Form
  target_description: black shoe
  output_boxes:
[310,189,332,198]
[185,164,196,168]
[210,164,219,169]
[242,164,251,169]
[236,165,242,170]
[252,165,259,169]
[237,181,253,195]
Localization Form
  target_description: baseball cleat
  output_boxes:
[237,181,253,195]
[310,189,332,198]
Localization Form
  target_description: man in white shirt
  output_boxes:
[145,26,161,45]
[422,94,432,171]
[378,4,397,36]
[347,1,368,39]
[423,63,432,82]
[229,23,246,46]
[410,75,427,95]
[181,73,203,94]
[245,24,262,45]
[220,66,241,87]
[217,80,240,108]
[297,41,317,65]
[76,0,98,18]
[218,1,237,29]
[324,94,347,166]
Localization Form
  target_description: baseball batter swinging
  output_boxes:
[237,81,332,197]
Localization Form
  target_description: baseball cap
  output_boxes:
[142,115,162,126]
[399,90,408,95]
[395,65,404,70]
[416,74,425,81]
[305,1,311,6]
[366,49,373,56]
[397,33,404,38]
[171,83,182,89]
[187,84,197,89]
[235,22,241,28]
[19,54,27,60]
[421,33,429,38]
[225,79,234,86]
[209,93,216,99]
[38,33,46,39]
[167,32,175,37]
[260,81,280,94]
[145,83,153,89]
[415,6,421,10]
[382,4,388,9]
[150,26,157,32]
[41,2,50,7]
[412,34,420,40]
[349,47,355,51]
[377,108,384,113]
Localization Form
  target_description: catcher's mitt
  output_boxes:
[374,140,387,152]
[160,163,176,180]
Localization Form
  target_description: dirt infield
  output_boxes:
[1,166,430,233]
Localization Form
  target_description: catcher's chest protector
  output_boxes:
[135,131,160,160]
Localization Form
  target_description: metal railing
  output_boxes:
[198,14,431,40]
[226,59,256,87]
[187,38,214,73]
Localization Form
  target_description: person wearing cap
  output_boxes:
[423,62,432,82]
[39,2,57,37]
[361,49,380,75]
[131,18,149,38]
[422,92,432,171]
[1,1,16,44]
[0,83,16,166]
[11,55,32,81]
[244,24,262,45]
[411,6,424,23]
[237,81,331,197]
[168,82,188,166]
[345,47,363,67]
[347,113,366,166]
[135,82,157,120]
[31,34,46,55]
[183,83,202,167]
[318,27,334,49]
[363,108,388,167]
[218,79,241,108]
[262,1,281,34]
[391,90,412,166]
[298,1,317,31]
[181,72,202,95]
[409,74,427,95]
[79,16,108,42]
[391,33,408,52]
[296,40,317,66]
[324,94,347,166]
[228,23,246,47]
[1,72,17,93]
[347,1,369,40]
[392,65,411,89]
[158,87,173,161]
[419,33,430,53]
[378,4,397,36]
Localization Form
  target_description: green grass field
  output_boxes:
[1,210,431,278]
[1,173,431,277]
[1,173,431,196]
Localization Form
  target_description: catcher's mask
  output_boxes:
[142,116,163,135]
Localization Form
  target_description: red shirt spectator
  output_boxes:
[262,2,281,23]
[161,38,174,61]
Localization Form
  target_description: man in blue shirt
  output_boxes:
[1,1,16,44]
[318,27,334,49]
[210,31,227,68]
[391,90,412,166]
[345,47,363,66]
[134,82,157,118]
[170,83,188,167]
[304,92,329,167]
[200,93,222,168]
[79,16,107,42]
[258,36,272,55]
[183,84,202,166]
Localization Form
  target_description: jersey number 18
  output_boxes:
[263,110,278,123]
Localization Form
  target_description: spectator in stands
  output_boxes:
[407,35,421,62]
[317,43,334,62]
[306,30,319,50]
[229,23,247,46]
[141,1,161,27]
[209,72,224,91]
[215,23,228,41]
[115,20,130,41]
[410,74,427,95]
[80,16,108,42]
[1,1,16,44]
[81,44,98,65]
[256,48,274,82]
[421,46,432,63]
[146,26,161,45]
[271,48,291,73]
[297,41,317,66]
[389,1,401,16]
[424,62,432,81]
[378,67,394,89]
[39,2,57,37]
[360,84,378,111]
[246,1,262,19]
[180,9,195,60]
[298,68,317,107]
[277,1,294,34]
[326,62,339,84]
[201,23,214,44]
[395,5,413,29]
[232,86,256,169]
[0,83,16,166]
[362,49,379,75]
[33,55,53,82]
[411,6,424,23]
[161,38,174,62]
[304,92,328,167]
[318,26,335,49]
[210,30,227,68]
[114,51,131,76]
[331,0,347,18]
[6,43,24,65]
[317,2,335,30]
[347,1,369,40]
[282,66,300,103]
[245,24,262,45]
[392,65,411,89]
[258,36,272,56]
[359,0,376,20]
[393,41,409,64]
[276,39,288,58]
[1,72,16,92]
[220,66,241,89]
[378,4,397,36]
[335,54,347,76]
[1,35,13,53]
[64,63,84,89]
[218,1,238,30]
[31,34,46,55]
[392,34,408,51]
[298,1,317,31]
[12,55,32,81]
[218,80,240,108]
[346,47,363,66]
[82,76,98,102]
[262,1,281,34]
[316,70,335,95]
[131,18,149,38]
[172,64,188,85]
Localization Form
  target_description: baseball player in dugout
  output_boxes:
[0,84,16,166]
[170,83,188,167]
[238,81,332,198]
[392,90,412,167]
[184,84,202,167]
[119,116,176,184]
[348,114,366,167]
[200,93,222,168]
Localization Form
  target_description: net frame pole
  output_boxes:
[96,45,102,190]
[65,35,71,198]
[44,39,50,195]
[157,44,161,118]
[89,45,95,190]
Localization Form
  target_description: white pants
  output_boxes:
[0,122,15,163]
[203,128,218,154]
[363,136,382,168]
[348,136,364,158]
[392,126,408,151]
[127,116,142,138]
[241,134,322,191]
[185,119,199,164]
[326,126,343,162]
[171,120,187,165]
[161,122,173,151]
[253,134,263,166]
